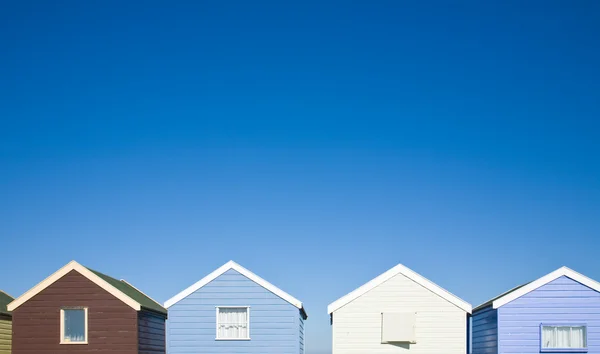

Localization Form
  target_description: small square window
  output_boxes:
[541,324,587,352]
[60,308,88,344]
[216,307,249,340]
[381,312,416,343]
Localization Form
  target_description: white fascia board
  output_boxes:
[7,260,141,312]
[327,264,472,314]
[164,260,304,310]
[493,266,600,309]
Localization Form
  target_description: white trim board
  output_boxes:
[215,306,251,340]
[164,260,305,311]
[60,307,89,344]
[491,266,600,309]
[7,260,142,312]
[327,264,472,314]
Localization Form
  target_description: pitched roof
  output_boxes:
[473,282,530,311]
[474,266,600,311]
[0,290,14,316]
[165,261,307,318]
[7,261,167,315]
[327,264,472,314]
[86,268,167,315]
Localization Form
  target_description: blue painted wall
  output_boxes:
[167,269,303,354]
[471,305,498,354]
[498,276,600,354]
[299,312,304,354]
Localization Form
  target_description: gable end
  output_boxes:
[327,264,472,314]
[7,261,142,312]
[164,261,306,317]
[491,267,600,309]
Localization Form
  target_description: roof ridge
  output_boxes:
[0,290,13,299]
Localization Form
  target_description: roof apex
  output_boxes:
[164,261,305,315]
[7,260,143,312]
[327,263,472,314]
[475,266,600,311]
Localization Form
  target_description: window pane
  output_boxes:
[571,326,586,348]
[217,308,248,339]
[556,326,570,347]
[542,325,586,349]
[542,326,555,348]
[64,309,86,342]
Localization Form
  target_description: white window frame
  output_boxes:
[215,306,250,341]
[60,307,88,345]
[540,324,588,352]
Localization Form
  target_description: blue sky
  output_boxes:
[1,1,599,353]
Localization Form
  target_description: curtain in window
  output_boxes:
[542,326,586,349]
[570,327,586,348]
[64,309,86,342]
[218,308,248,339]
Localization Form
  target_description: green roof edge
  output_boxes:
[86,267,167,316]
[0,290,15,316]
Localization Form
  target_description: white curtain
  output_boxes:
[64,309,86,342]
[542,326,586,349]
[218,308,248,339]
[571,327,586,348]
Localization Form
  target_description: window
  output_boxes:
[216,307,249,340]
[60,308,88,344]
[381,312,416,344]
[541,325,587,352]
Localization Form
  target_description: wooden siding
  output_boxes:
[332,271,468,354]
[471,306,497,354]
[498,275,600,353]
[138,311,166,354]
[0,316,11,354]
[168,269,301,354]
[299,313,305,354]
[12,270,139,354]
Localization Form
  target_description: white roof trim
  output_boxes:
[7,260,142,312]
[164,260,304,310]
[327,264,472,314]
[492,266,600,309]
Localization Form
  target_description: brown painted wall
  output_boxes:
[138,311,166,354]
[12,270,139,354]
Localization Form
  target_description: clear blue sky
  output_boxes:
[1,1,599,353]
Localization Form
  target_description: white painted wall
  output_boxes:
[332,272,468,354]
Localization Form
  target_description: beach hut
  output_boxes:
[165,260,307,354]
[8,260,167,354]
[472,266,600,354]
[328,264,471,354]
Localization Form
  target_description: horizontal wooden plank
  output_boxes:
[168,268,300,353]
[138,311,166,353]
[497,276,600,353]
